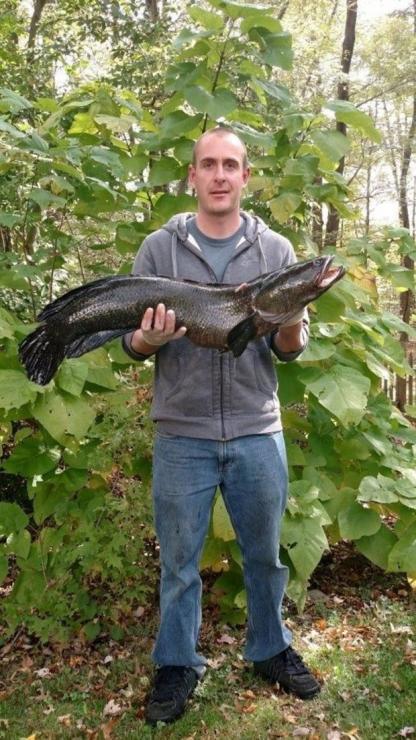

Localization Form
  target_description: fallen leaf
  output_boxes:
[327,731,341,740]
[293,728,312,736]
[103,655,114,664]
[58,715,72,726]
[241,702,257,714]
[217,633,236,645]
[34,667,52,679]
[390,624,412,635]
[101,717,119,739]
[398,729,415,738]
[103,699,123,717]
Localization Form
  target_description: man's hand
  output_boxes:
[273,320,305,354]
[130,303,187,355]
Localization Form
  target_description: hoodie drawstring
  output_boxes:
[257,232,268,273]
[171,232,178,279]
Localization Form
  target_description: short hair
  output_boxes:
[192,125,249,169]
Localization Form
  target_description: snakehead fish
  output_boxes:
[19,255,345,385]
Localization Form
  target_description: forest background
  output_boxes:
[0,1,416,732]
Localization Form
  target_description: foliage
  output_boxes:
[0,0,415,640]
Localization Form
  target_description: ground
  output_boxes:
[0,542,415,739]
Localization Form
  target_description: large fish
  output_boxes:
[19,255,345,385]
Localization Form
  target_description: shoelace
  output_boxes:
[151,667,194,703]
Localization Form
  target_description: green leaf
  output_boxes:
[356,525,397,570]
[68,113,98,135]
[0,554,8,585]
[184,86,238,119]
[281,514,328,579]
[0,88,32,114]
[3,437,60,476]
[388,522,416,572]
[121,153,148,177]
[338,502,381,540]
[0,370,38,411]
[32,391,95,442]
[208,0,271,19]
[252,78,291,107]
[311,130,350,162]
[188,6,224,31]
[325,101,381,143]
[159,111,203,139]
[28,188,66,210]
[270,193,302,222]
[56,361,89,396]
[94,113,136,133]
[6,529,31,559]
[231,122,274,148]
[213,495,235,541]
[252,30,293,70]
[241,16,282,33]
[0,211,21,228]
[0,502,29,535]
[0,117,25,138]
[302,365,371,426]
[149,157,182,185]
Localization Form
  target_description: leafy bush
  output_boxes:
[0,0,415,639]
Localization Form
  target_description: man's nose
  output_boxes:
[214,164,226,179]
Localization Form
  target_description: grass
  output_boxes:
[1,548,416,739]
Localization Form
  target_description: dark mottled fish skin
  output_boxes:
[19,256,345,385]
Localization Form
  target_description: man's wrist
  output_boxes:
[130,330,160,355]
[273,321,304,353]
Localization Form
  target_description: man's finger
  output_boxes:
[153,303,166,330]
[141,307,154,331]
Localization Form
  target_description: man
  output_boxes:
[123,126,320,725]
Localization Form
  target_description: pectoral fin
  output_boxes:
[227,315,257,357]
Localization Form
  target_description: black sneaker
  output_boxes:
[253,646,321,699]
[145,665,199,725]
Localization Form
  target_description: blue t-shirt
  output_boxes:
[187,216,246,282]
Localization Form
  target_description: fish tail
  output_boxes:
[19,325,66,386]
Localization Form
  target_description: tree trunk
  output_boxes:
[396,72,416,410]
[26,0,49,64]
[324,0,358,248]
[145,0,159,23]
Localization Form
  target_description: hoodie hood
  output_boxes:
[161,211,269,245]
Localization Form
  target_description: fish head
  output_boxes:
[254,255,345,322]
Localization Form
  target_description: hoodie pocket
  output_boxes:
[154,339,214,418]
[230,340,278,415]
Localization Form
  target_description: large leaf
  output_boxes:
[32,391,95,442]
[325,100,381,142]
[302,365,371,426]
[338,502,381,540]
[188,6,224,31]
[149,157,182,186]
[159,111,203,139]
[0,503,29,535]
[213,495,235,541]
[388,522,416,572]
[356,526,397,570]
[311,130,350,162]
[184,86,238,119]
[251,78,291,107]
[0,370,38,411]
[281,514,328,580]
[270,192,302,222]
[3,437,60,476]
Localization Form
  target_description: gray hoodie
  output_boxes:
[123,212,309,440]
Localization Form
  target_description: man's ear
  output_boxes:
[188,163,196,187]
[243,167,251,186]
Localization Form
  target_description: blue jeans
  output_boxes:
[151,432,292,671]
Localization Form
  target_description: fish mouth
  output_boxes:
[315,255,345,289]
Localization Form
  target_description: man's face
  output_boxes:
[188,133,250,217]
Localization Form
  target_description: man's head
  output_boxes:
[188,126,250,220]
